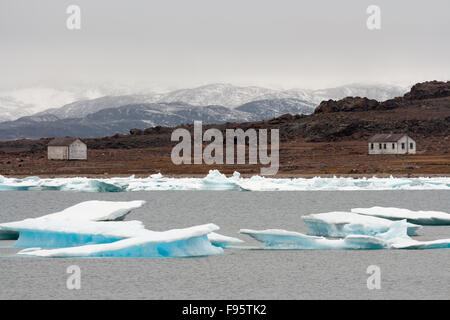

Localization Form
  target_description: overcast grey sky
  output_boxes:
[0,0,449,90]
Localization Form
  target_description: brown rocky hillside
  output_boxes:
[0,81,448,177]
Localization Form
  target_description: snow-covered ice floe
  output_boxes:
[0,200,145,240]
[240,220,450,250]
[36,200,146,222]
[351,207,450,225]
[301,211,422,237]
[0,200,239,258]
[240,228,389,249]
[0,170,449,192]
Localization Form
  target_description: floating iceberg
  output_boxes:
[18,224,223,258]
[240,228,388,250]
[201,171,246,191]
[2,218,242,250]
[301,211,422,237]
[0,200,237,257]
[0,200,145,240]
[366,219,450,249]
[351,207,450,225]
[0,170,449,192]
[240,220,450,250]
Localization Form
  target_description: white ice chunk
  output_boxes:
[201,171,245,191]
[301,211,422,236]
[391,239,450,249]
[374,219,450,249]
[351,207,450,225]
[40,200,146,222]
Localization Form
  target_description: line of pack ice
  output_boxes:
[0,200,449,257]
[0,170,449,192]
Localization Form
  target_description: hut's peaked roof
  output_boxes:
[48,138,80,147]
[368,134,407,143]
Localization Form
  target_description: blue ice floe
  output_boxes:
[240,218,450,250]
[351,207,450,225]
[0,170,449,192]
[17,224,223,258]
[301,211,422,237]
[240,228,388,250]
[368,219,450,249]
[0,200,242,257]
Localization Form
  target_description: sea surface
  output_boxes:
[0,190,449,299]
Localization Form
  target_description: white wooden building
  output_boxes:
[368,134,416,155]
[48,138,87,160]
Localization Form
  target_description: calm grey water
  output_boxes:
[0,190,449,300]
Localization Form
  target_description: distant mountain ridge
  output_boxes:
[0,83,409,140]
[0,83,407,122]
[35,83,406,120]
[0,99,316,140]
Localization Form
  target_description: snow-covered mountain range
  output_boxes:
[0,99,315,140]
[0,83,408,140]
[1,83,407,122]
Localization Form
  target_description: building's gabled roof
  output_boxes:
[48,138,81,147]
[368,133,408,143]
